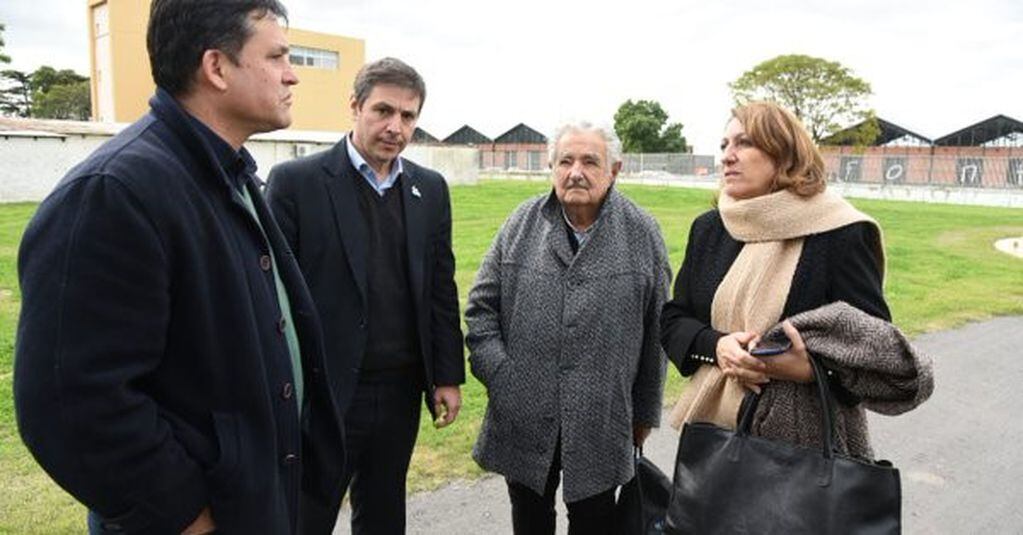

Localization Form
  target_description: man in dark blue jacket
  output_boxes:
[13,1,344,533]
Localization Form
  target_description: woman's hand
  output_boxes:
[716,331,769,392]
[753,320,813,384]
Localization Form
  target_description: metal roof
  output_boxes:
[412,127,439,143]
[822,117,931,146]
[494,123,547,144]
[442,125,492,145]
[934,114,1023,147]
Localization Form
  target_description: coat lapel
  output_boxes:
[541,191,576,268]
[401,164,427,316]
[322,139,369,307]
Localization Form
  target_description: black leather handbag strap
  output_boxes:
[735,356,841,484]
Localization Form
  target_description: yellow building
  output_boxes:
[87,0,364,131]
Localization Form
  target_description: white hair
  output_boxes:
[547,121,623,167]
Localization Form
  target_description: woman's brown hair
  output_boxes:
[731,101,826,196]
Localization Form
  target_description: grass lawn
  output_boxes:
[2,180,1022,532]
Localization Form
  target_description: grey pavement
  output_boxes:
[335,316,1023,534]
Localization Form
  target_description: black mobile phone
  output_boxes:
[750,341,792,357]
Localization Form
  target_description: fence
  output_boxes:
[479,151,717,177]
[621,153,716,176]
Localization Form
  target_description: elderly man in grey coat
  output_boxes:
[466,121,671,535]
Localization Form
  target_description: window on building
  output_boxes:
[506,151,518,169]
[289,46,340,70]
[528,151,542,170]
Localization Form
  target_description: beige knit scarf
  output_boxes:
[668,188,884,430]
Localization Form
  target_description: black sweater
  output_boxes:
[352,174,421,372]
[660,209,890,397]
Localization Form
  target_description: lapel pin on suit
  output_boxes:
[411,185,422,199]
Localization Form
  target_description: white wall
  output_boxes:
[402,145,479,185]
[0,135,104,202]
[828,182,1023,209]
[0,134,479,203]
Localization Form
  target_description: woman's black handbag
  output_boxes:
[665,357,901,534]
[614,448,672,534]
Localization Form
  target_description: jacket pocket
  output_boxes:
[206,411,241,485]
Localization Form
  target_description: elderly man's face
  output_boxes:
[551,130,619,210]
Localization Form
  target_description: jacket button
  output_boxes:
[259,254,272,271]
[282,383,294,399]
[277,317,287,333]
[283,453,299,466]
[359,317,366,329]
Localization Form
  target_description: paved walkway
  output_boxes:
[336,316,1023,534]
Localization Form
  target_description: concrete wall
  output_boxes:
[0,133,478,203]
[826,181,1023,208]
[402,145,480,185]
[0,134,104,202]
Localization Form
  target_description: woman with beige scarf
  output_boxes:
[660,101,932,459]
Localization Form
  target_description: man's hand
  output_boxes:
[432,385,462,428]
[181,507,215,535]
[633,425,652,448]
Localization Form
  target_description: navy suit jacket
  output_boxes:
[14,89,345,534]
[266,139,465,420]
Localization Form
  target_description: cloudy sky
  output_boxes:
[2,0,1022,153]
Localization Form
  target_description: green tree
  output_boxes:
[0,69,32,117]
[1,64,92,119]
[28,66,90,119]
[0,24,92,119]
[0,23,11,64]
[820,111,882,147]
[729,54,875,143]
[613,99,689,153]
[0,23,27,117]
[30,66,87,96]
[33,79,90,120]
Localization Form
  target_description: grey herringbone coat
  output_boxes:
[466,188,671,501]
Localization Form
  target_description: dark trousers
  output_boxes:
[505,439,616,535]
[321,368,423,535]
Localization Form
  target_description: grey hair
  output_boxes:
[352,57,426,112]
[547,121,623,167]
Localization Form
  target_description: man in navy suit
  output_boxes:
[14,1,345,533]
[266,57,465,534]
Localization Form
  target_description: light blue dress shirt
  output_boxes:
[346,134,404,196]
